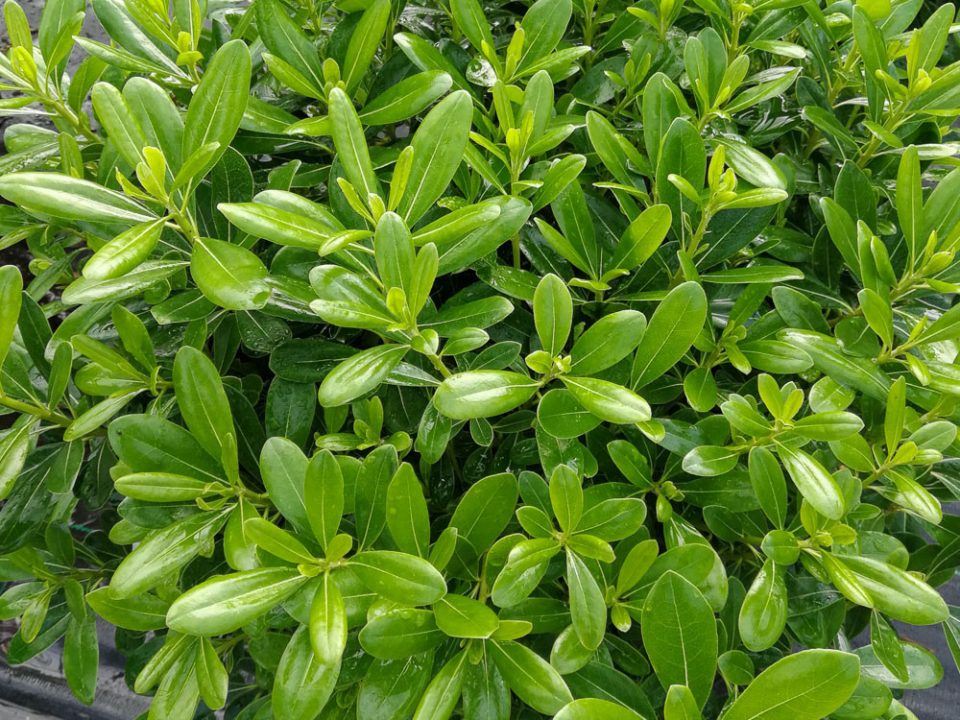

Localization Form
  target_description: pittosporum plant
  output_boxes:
[1,0,960,718]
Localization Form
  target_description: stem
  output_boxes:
[427,353,452,379]
[0,393,72,427]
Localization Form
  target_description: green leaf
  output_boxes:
[855,642,943,690]
[359,608,443,659]
[435,594,499,639]
[255,0,324,93]
[386,463,430,556]
[641,571,717,708]
[0,265,22,374]
[489,640,572,715]
[517,0,572,71]
[567,550,606,650]
[310,264,394,330]
[830,554,948,625]
[113,472,212,502]
[273,625,339,720]
[82,218,165,281]
[449,0,493,52]
[398,90,473,224]
[329,86,381,200]
[166,567,308,635]
[218,200,351,253]
[350,550,446,605]
[0,172,154,223]
[870,611,909,683]
[723,650,860,720]
[196,637,228,710]
[318,344,409,407]
[569,310,646,377]
[609,205,672,273]
[260,436,309,533]
[109,510,229,598]
[64,611,98,705]
[776,445,845,520]
[361,71,454,126]
[681,446,739,477]
[91,81,145,168]
[449,471,518,562]
[413,650,467,720]
[534,273,572,356]
[173,346,235,464]
[656,119,705,239]
[664,686,701,720]
[561,376,651,424]
[434,371,540,419]
[551,180,599,278]
[748,447,787,528]
[85,587,169,632]
[897,146,923,264]
[183,39,251,171]
[109,414,223,483]
[310,573,348,665]
[304,449,343,551]
[342,0,391,92]
[631,282,707,389]
[555,698,648,720]
[191,236,270,310]
[738,559,787,652]
[245,517,315,564]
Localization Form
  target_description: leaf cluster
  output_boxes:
[1,0,960,719]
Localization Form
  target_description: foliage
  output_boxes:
[1,0,960,718]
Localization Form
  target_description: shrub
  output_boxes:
[1,0,960,718]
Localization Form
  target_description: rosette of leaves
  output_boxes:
[1,0,960,719]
